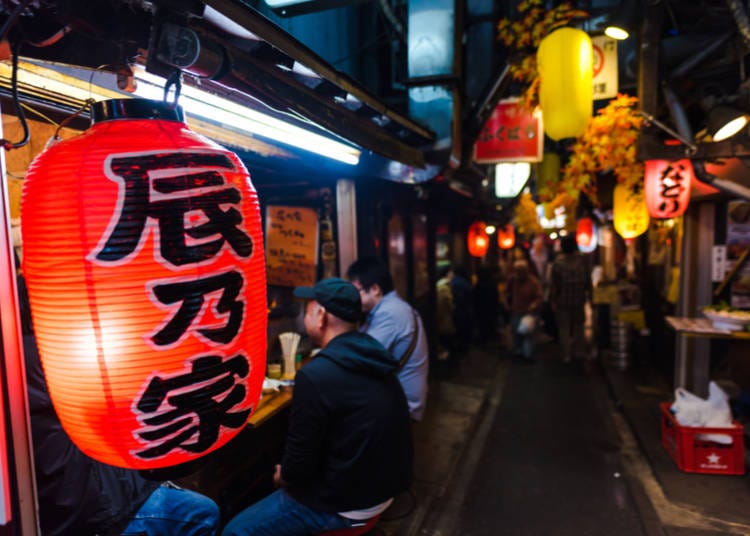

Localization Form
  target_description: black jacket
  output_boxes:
[24,333,160,535]
[281,331,413,513]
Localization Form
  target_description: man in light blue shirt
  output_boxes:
[347,257,429,421]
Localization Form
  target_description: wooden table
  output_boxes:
[248,387,293,427]
[666,316,750,339]
[666,316,750,392]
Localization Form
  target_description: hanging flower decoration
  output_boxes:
[513,192,543,234]
[560,94,644,201]
[497,0,589,109]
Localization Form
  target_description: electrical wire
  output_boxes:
[20,102,58,126]
[0,0,33,42]
[27,24,72,47]
[53,98,94,140]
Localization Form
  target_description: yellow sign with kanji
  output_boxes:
[265,206,319,287]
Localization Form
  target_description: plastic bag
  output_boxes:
[671,382,734,444]
[517,314,536,335]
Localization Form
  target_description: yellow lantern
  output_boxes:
[613,184,650,239]
[536,152,561,199]
[537,28,593,140]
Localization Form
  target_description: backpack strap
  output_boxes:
[397,309,420,371]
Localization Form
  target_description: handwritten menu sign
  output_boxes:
[265,205,319,287]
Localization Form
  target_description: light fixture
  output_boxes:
[485,225,497,235]
[22,98,267,468]
[133,68,361,165]
[706,104,749,142]
[494,162,530,198]
[604,0,638,40]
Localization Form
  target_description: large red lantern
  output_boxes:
[21,99,267,469]
[576,218,597,253]
[644,159,693,219]
[467,221,489,257]
[497,225,516,250]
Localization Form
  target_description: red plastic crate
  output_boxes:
[660,402,746,475]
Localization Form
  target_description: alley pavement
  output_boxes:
[376,336,750,536]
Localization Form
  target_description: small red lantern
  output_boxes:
[21,99,267,469]
[644,159,693,219]
[576,218,597,253]
[497,225,516,250]
[468,221,489,257]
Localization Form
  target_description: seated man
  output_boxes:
[18,269,221,535]
[346,257,429,421]
[223,278,413,536]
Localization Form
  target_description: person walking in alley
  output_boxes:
[435,264,457,361]
[222,278,413,535]
[347,257,429,421]
[473,266,500,347]
[549,235,593,363]
[506,259,543,361]
[451,266,474,354]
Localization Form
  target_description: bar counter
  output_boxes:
[168,385,294,519]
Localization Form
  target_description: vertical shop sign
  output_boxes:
[265,206,319,287]
[592,35,618,100]
[475,99,543,163]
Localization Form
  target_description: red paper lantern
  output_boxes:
[644,159,693,219]
[21,99,267,469]
[497,225,516,250]
[576,218,597,253]
[467,221,489,257]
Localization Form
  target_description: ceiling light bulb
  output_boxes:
[604,26,629,40]
[713,115,749,142]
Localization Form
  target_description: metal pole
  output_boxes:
[0,102,39,532]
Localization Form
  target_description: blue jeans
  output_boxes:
[121,483,220,535]
[222,489,355,536]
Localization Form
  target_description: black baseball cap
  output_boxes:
[293,277,362,322]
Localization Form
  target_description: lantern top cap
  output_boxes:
[91,99,185,125]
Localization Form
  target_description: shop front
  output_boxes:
[0,3,440,532]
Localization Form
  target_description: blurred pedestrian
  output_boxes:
[550,235,593,363]
[473,266,500,346]
[435,264,456,361]
[451,266,474,353]
[506,259,543,361]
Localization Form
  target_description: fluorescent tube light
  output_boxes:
[133,69,360,166]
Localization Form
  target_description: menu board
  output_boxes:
[265,205,319,287]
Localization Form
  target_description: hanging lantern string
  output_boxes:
[52,98,96,141]
[1,40,30,151]
[163,69,182,108]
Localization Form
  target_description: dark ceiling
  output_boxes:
[1,0,749,177]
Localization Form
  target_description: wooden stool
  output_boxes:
[316,514,380,536]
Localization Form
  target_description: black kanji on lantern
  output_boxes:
[658,162,688,215]
[150,270,244,346]
[134,353,251,459]
[94,152,253,266]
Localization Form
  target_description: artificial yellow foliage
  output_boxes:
[497,0,588,108]
[560,94,644,201]
[513,192,544,234]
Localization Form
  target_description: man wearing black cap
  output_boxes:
[223,278,413,536]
